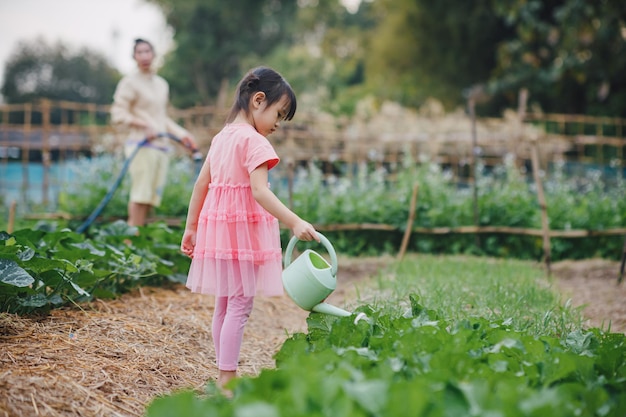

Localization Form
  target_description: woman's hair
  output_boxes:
[133,38,154,55]
[226,67,297,123]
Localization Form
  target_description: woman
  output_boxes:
[111,38,197,227]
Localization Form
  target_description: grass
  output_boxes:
[369,254,585,339]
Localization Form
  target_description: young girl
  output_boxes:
[180,67,318,389]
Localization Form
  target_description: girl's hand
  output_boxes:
[181,230,196,258]
[292,220,319,242]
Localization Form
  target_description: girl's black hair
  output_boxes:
[226,67,297,123]
[133,38,154,55]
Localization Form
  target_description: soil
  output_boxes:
[551,258,626,333]
[0,256,624,417]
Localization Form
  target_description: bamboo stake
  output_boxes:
[468,95,480,249]
[529,131,552,275]
[519,88,551,275]
[397,183,419,261]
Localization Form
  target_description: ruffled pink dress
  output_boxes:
[186,123,284,297]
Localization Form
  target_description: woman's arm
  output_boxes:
[165,117,197,150]
[250,163,318,242]
[110,78,146,129]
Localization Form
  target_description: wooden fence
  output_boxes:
[1,98,625,270]
[2,98,625,183]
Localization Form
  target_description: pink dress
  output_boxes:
[186,123,284,297]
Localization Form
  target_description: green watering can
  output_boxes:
[283,232,367,322]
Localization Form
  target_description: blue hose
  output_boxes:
[76,133,201,233]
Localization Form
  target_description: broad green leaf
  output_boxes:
[342,379,388,415]
[233,402,279,417]
[386,379,431,416]
[146,390,224,417]
[0,259,35,287]
[562,330,598,356]
[69,281,90,297]
[17,247,35,261]
[70,241,106,257]
[441,383,471,417]
[18,293,54,308]
[18,256,67,274]
[0,243,20,259]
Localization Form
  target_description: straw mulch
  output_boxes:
[0,257,388,417]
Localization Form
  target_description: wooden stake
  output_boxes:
[529,133,552,275]
[397,182,419,261]
[519,88,551,276]
[468,97,480,249]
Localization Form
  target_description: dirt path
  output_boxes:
[551,258,626,333]
[0,257,384,417]
[0,256,623,417]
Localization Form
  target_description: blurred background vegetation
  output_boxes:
[2,0,625,117]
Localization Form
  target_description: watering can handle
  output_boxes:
[284,232,338,277]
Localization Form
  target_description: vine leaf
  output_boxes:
[0,258,35,287]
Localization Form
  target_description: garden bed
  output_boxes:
[0,256,623,417]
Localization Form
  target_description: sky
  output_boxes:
[0,0,172,91]
[0,0,361,101]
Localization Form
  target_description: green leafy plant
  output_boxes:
[275,155,625,260]
[57,153,197,222]
[147,296,626,416]
[0,221,190,314]
[50,151,626,261]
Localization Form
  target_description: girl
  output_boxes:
[180,67,318,389]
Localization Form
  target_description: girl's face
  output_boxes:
[133,42,154,72]
[251,93,291,137]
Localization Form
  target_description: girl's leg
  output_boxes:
[216,295,254,387]
[217,370,237,391]
[212,296,228,368]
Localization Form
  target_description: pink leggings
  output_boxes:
[212,295,255,371]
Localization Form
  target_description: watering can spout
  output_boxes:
[312,302,352,317]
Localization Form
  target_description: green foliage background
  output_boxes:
[49,153,626,262]
[146,0,626,117]
[3,1,625,116]
[1,38,120,105]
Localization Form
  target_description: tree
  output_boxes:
[147,0,298,108]
[490,0,626,116]
[290,0,376,113]
[365,0,512,110]
[1,38,120,105]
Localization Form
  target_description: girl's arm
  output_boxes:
[250,163,319,242]
[181,158,211,257]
